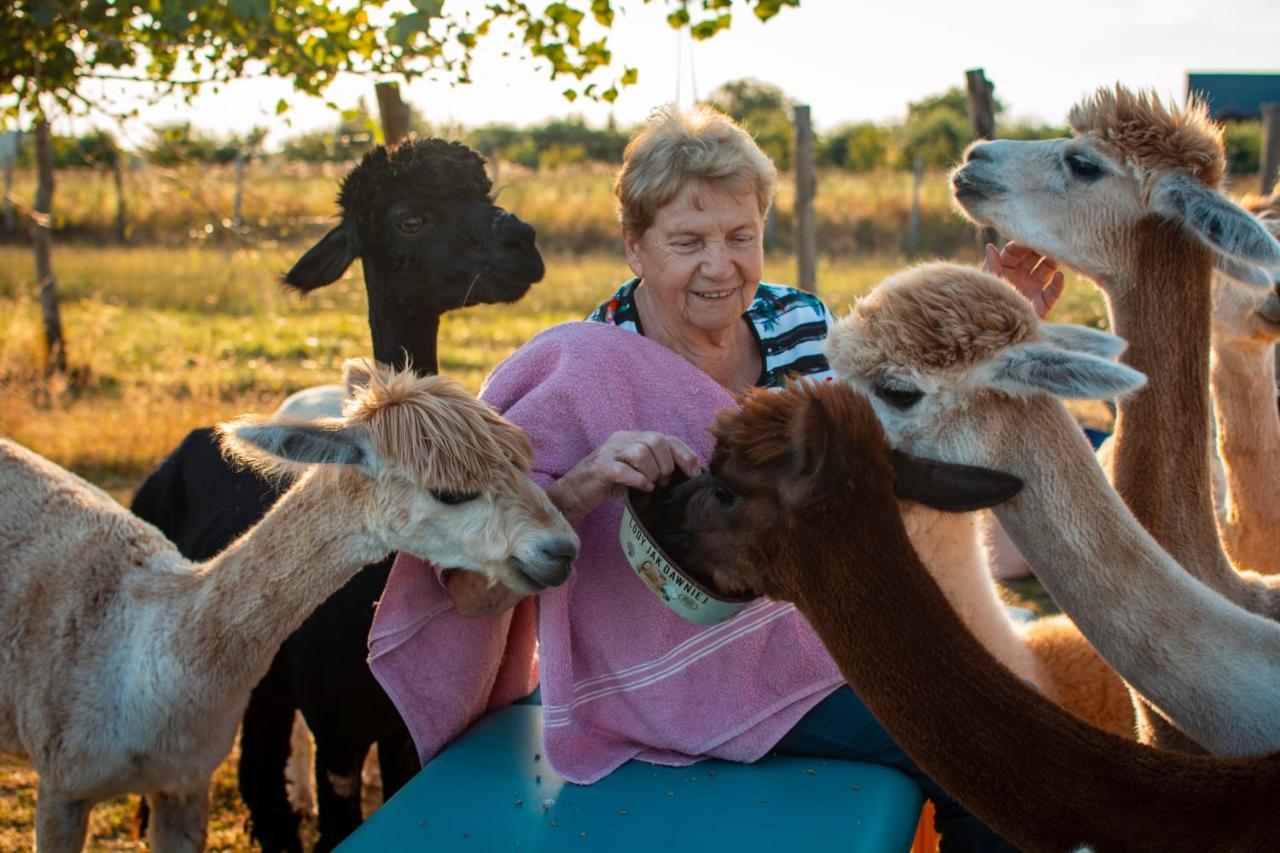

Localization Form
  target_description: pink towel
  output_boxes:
[369,322,844,780]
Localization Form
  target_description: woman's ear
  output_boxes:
[622,227,645,279]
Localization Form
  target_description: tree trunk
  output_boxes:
[33,118,65,375]
[375,82,411,148]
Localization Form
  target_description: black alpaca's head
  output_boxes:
[283,138,545,372]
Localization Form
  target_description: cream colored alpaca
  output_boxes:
[0,360,579,853]
[1211,189,1280,574]
[826,263,1280,757]
[950,86,1280,628]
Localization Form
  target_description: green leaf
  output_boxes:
[666,8,690,27]
[591,0,614,27]
[601,86,618,102]
[411,0,445,16]
[275,98,289,115]
[562,88,578,102]
[389,11,428,47]
[620,66,638,86]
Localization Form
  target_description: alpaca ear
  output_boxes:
[1152,173,1280,271]
[283,218,361,293]
[1038,324,1128,359]
[1214,254,1277,289]
[219,418,377,477]
[783,393,844,507]
[984,343,1148,400]
[342,358,379,398]
[891,450,1023,513]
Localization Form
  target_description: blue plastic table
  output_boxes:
[339,704,924,851]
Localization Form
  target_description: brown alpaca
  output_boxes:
[1211,188,1280,574]
[641,380,1278,853]
[950,85,1280,624]
[825,263,1280,757]
[0,360,578,853]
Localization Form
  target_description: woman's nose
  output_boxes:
[701,241,733,277]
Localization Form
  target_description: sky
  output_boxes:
[58,0,1280,151]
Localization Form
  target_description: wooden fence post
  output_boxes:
[1,130,19,232]
[965,68,1001,252]
[793,104,817,294]
[375,81,412,148]
[907,152,924,256]
[1261,102,1280,195]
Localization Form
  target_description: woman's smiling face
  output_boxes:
[624,181,764,335]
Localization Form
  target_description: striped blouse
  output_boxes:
[586,278,834,386]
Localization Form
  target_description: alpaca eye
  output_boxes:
[432,489,479,505]
[873,382,924,410]
[711,481,737,507]
[1064,154,1104,180]
[398,215,427,234]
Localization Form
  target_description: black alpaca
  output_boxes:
[130,138,544,852]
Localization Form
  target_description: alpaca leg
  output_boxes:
[286,711,316,816]
[312,739,369,853]
[375,722,419,800]
[238,650,304,853]
[147,788,208,853]
[34,786,91,853]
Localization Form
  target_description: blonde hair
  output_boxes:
[614,104,777,236]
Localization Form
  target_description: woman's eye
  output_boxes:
[711,481,737,507]
[873,383,924,410]
[1065,154,1103,180]
[432,489,479,505]
[398,215,427,234]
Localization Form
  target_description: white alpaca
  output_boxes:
[826,263,1280,757]
[949,85,1280,623]
[0,360,578,852]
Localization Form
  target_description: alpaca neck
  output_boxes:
[178,468,385,699]
[780,490,1273,852]
[1101,216,1236,594]
[1211,336,1280,574]
[365,265,442,373]
[899,504,1039,684]
[982,396,1280,757]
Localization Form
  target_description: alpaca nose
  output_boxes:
[965,143,993,163]
[494,210,537,252]
[519,536,577,588]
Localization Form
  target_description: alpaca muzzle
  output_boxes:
[620,490,755,625]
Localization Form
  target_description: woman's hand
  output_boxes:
[983,242,1065,319]
[548,430,702,522]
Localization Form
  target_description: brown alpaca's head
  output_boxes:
[950,85,1280,288]
[635,381,1022,602]
[218,359,579,594]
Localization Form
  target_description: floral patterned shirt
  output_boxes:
[586,278,834,387]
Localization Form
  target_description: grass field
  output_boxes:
[0,202,1112,849]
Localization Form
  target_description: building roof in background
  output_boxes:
[1187,73,1280,120]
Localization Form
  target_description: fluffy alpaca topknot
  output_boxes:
[1068,85,1225,189]
[337,138,493,228]
[827,263,1037,377]
[343,364,533,491]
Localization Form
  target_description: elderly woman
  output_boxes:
[376,105,1062,853]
